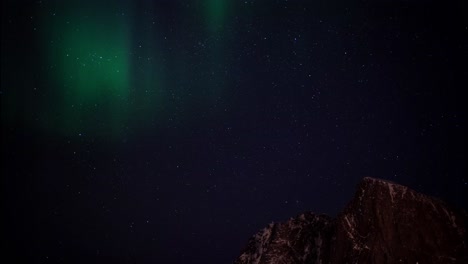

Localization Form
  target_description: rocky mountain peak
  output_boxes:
[235,177,467,264]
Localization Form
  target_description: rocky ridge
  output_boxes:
[235,177,467,264]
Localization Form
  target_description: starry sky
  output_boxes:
[1,0,467,263]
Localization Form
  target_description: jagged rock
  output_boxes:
[235,177,468,264]
[235,214,333,264]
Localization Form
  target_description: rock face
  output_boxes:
[235,177,468,264]
[236,214,333,264]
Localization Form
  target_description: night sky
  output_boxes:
[1,0,467,263]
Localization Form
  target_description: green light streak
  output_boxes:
[205,0,228,32]
[201,0,233,104]
[42,3,130,138]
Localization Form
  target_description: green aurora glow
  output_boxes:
[39,2,131,138]
[205,0,229,32]
[31,1,234,139]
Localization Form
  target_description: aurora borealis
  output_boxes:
[9,0,233,139]
[42,1,131,137]
[2,0,467,263]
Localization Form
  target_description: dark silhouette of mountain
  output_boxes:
[235,177,467,264]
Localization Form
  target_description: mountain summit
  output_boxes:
[235,177,467,264]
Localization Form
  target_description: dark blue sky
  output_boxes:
[1,0,467,263]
